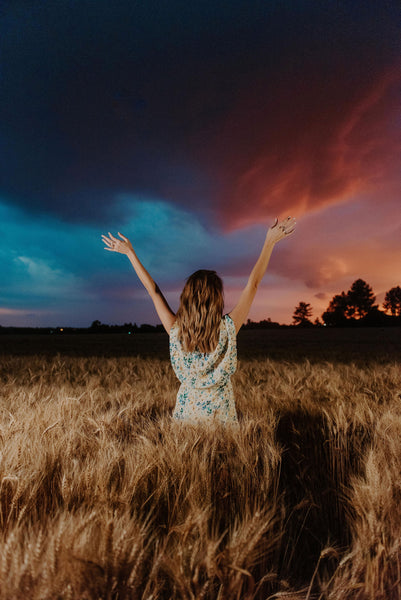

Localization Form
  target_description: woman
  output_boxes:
[102,215,295,424]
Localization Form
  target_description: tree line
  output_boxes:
[293,280,401,326]
[1,280,400,334]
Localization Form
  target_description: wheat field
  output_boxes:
[0,331,401,599]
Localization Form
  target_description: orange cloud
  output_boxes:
[206,67,401,231]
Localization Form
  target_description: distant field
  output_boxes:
[1,326,401,362]
[0,329,400,598]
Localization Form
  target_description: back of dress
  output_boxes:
[169,314,238,424]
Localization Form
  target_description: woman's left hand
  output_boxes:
[102,232,133,255]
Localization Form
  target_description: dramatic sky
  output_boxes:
[1,0,400,327]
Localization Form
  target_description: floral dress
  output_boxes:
[169,314,238,424]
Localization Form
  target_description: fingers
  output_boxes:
[102,231,129,245]
[101,232,120,252]
[283,217,296,235]
[101,235,114,248]
[273,216,296,229]
[103,240,116,251]
[272,216,296,238]
[281,216,296,227]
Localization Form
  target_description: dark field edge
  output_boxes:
[0,327,400,363]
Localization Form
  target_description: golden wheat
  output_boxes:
[0,350,400,599]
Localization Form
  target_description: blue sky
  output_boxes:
[0,194,277,326]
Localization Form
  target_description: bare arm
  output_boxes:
[102,232,176,334]
[228,216,296,333]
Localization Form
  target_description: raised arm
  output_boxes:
[102,232,176,334]
[228,216,296,333]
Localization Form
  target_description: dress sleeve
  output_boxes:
[224,314,237,340]
[223,314,237,375]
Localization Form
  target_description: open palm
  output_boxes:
[102,232,133,254]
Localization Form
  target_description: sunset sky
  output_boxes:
[1,0,400,327]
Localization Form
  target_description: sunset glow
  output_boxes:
[1,1,400,326]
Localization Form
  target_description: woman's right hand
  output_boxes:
[102,232,134,255]
[266,216,296,244]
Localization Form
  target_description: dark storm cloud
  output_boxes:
[1,0,399,225]
[1,0,275,221]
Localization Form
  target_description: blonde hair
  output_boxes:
[175,270,224,353]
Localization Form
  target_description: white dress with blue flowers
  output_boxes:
[169,314,238,424]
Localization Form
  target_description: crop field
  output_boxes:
[0,328,400,599]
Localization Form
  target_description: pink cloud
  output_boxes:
[204,67,400,231]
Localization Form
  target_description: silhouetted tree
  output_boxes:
[362,305,387,325]
[346,279,376,319]
[383,286,401,316]
[293,302,313,326]
[244,318,281,329]
[322,279,381,325]
[322,292,350,326]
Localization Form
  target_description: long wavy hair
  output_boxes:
[175,269,224,353]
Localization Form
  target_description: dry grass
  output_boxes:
[0,345,400,599]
